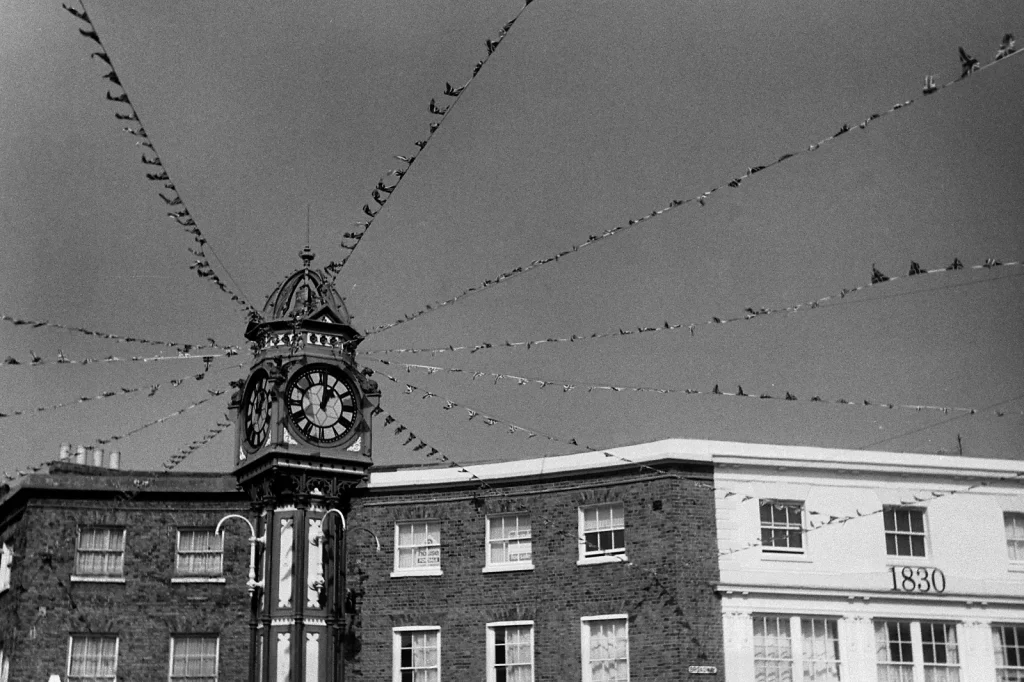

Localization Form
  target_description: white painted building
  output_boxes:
[712,441,1024,682]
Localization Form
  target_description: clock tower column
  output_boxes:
[230,247,379,682]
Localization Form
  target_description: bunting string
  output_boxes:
[364,41,1023,336]
[0,313,232,353]
[0,362,240,419]
[360,256,1023,356]
[1,348,239,369]
[0,386,228,484]
[369,357,1024,419]
[326,0,539,280]
[62,2,261,321]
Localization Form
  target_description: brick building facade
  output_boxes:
[0,462,251,682]
[0,440,725,681]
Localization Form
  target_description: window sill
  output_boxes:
[482,563,535,574]
[70,575,125,583]
[577,554,628,567]
[171,576,227,584]
[761,551,812,563]
[390,568,443,578]
[1008,563,1024,574]
[886,556,930,566]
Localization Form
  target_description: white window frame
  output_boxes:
[751,614,842,682]
[578,503,626,566]
[172,528,225,583]
[0,543,12,593]
[392,626,441,682]
[883,507,929,559]
[874,619,961,682]
[392,521,443,577]
[486,621,534,682]
[168,634,219,682]
[71,527,126,583]
[993,624,1024,681]
[484,514,534,573]
[759,500,806,555]
[66,634,119,682]
[581,614,629,682]
[1005,513,1024,568]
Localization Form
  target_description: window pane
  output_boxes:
[68,635,117,681]
[994,625,1024,681]
[754,615,793,681]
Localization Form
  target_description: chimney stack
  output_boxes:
[59,443,71,460]
[75,445,87,465]
[108,451,120,470]
[91,447,104,468]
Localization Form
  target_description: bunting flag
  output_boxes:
[360,254,1023,356]
[61,1,261,322]
[0,364,237,419]
[369,357,1024,419]
[0,387,228,485]
[1,349,238,369]
[0,313,232,352]
[325,0,538,280]
[364,45,1024,336]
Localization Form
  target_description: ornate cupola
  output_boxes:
[233,245,380,495]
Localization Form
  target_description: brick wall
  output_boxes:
[345,461,723,681]
[0,474,251,682]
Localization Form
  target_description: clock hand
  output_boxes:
[319,387,333,411]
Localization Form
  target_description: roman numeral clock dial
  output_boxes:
[286,365,359,445]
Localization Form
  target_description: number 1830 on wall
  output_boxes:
[890,565,946,593]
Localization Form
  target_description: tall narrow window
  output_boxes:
[801,618,841,681]
[0,648,9,682]
[0,543,12,592]
[74,528,125,577]
[486,514,533,570]
[883,508,927,557]
[875,621,914,682]
[392,627,440,682]
[754,615,794,681]
[487,622,533,682]
[920,622,960,681]
[993,624,1024,682]
[393,521,441,576]
[760,500,805,553]
[579,503,625,562]
[1005,514,1024,563]
[582,616,629,682]
[175,529,224,577]
[169,635,219,681]
[67,635,118,682]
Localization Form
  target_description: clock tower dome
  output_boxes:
[228,246,379,682]
[234,245,379,493]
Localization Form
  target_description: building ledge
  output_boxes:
[70,575,125,584]
[171,576,227,584]
[482,563,535,574]
[577,554,629,567]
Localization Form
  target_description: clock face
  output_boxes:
[286,365,359,445]
[243,372,272,450]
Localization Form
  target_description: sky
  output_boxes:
[0,0,1022,478]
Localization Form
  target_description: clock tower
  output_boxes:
[230,246,379,682]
